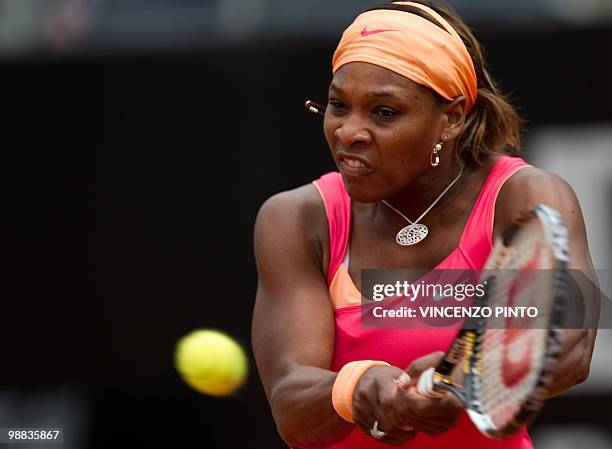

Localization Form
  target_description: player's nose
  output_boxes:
[334,114,372,147]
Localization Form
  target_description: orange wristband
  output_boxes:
[331,360,390,423]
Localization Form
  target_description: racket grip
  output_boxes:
[416,367,446,398]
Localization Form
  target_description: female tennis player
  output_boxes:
[252,1,597,447]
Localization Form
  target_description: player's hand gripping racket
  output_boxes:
[415,204,570,438]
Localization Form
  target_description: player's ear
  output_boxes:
[440,96,467,141]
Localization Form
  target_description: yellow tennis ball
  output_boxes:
[175,329,248,397]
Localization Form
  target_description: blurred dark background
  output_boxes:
[2,1,612,448]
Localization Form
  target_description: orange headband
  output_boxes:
[332,2,478,112]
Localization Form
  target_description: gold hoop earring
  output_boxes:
[430,141,443,167]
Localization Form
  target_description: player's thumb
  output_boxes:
[404,351,445,379]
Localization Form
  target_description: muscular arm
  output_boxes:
[252,185,353,448]
[494,167,598,398]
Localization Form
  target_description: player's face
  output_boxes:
[324,62,445,203]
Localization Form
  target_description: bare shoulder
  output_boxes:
[256,183,325,229]
[495,166,581,225]
[254,182,329,274]
[495,165,593,268]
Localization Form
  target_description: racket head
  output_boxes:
[465,204,569,438]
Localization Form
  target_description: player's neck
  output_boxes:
[381,156,473,224]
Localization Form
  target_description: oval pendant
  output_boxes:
[396,223,428,246]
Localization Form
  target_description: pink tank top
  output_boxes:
[312,156,533,449]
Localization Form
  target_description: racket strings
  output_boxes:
[478,328,547,429]
[474,217,557,431]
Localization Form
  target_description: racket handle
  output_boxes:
[416,367,446,398]
[416,367,468,405]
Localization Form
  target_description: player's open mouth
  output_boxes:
[341,159,375,176]
[344,158,366,168]
[339,154,374,176]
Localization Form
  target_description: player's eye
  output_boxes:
[328,100,347,110]
[374,107,398,120]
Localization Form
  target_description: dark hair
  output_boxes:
[365,1,522,164]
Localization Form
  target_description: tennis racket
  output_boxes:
[415,204,570,438]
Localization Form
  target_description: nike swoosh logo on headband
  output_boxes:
[360,26,397,37]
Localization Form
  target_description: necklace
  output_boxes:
[382,165,464,246]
